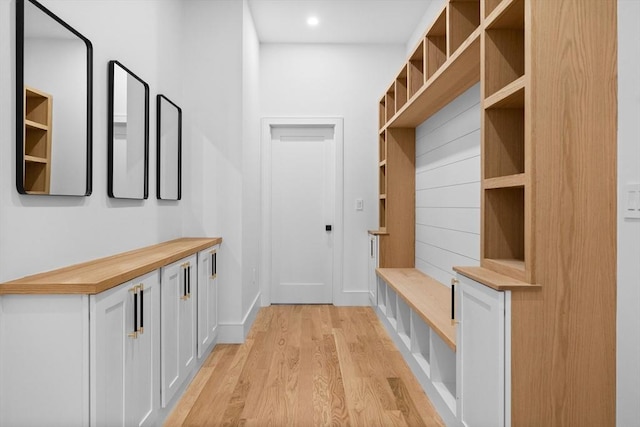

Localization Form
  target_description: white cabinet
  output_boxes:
[368,234,378,306]
[160,254,197,407]
[197,245,218,359]
[91,270,160,427]
[455,274,510,427]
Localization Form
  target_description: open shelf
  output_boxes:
[385,85,396,124]
[408,40,425,99]
[379,96,386,129]
[484,0,503,19]
[483,186,525,280]
[395,65,408,111]
[411,311,431,376]
[484,173,525,189]
[449,0,480,55]
[483,0,524,98]
[430,331,456,415]
[379,198,386,230]
[484,82,525,179]
[397,297,411,349]
[379,165,387,195]
[377,279,387,314]
[24,86,52,195]
[426,8,448,80]
[379,132,386,162]
[386,286,398,328]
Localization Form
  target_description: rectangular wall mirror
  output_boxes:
[157,94,181,201]
[16,0,93,196]
[108,60,149,199]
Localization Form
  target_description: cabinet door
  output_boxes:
[125,271,160,427]
[368,235,378,306]
[197,245,218,359]
[456,275,507,427]
[92,271,160,427]
[161,254,197,407]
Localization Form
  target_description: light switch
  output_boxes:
[355,199,364,211]
[625,183,640,219]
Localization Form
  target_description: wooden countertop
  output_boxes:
[376,268,456,351]
[453,266,540,291]
[0,237,222,295]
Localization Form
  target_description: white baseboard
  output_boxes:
[333,290,370,306]
[218,292,261,343]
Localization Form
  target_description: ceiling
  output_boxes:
[247,0,434,44]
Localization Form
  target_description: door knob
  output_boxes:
[326,225,332,231]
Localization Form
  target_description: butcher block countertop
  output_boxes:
[0,237,222,295]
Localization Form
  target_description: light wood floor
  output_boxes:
[165,305,445,426]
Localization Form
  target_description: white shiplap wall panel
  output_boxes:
[416,207,480,235]
[416,183,480,208]
[415,84,481,282]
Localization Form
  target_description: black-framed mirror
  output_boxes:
[108,61,149,199]
[16,0,93,196]
[156,94,181,201]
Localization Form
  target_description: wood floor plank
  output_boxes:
[166,305,444,427]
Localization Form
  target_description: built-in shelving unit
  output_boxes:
[373,0,616,424]
[481,0,527,282]
[23,86,52,194]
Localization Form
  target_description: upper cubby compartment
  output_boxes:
[395,65,408,112]
[385,84,396,124]
[379,96,386,129]
[483,0,502,18]
[408,40,425,99]
[449,0,481,55]
[426,7,447,80]
[483,0,524,98]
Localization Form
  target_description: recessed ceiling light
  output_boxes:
[307,16,319,27]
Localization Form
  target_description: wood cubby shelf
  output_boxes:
[379,96,386,129]
[448,0,480,56]
[23,86,52,194]
[385,85,396,124]
[426,8,448,80]
[395,65,408,111]
[408,41,425,99]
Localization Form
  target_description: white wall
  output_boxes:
[180,0,261,340]
[260,43,406,304]
[415,84,480,286]
[0,0,185,283]
[617,0,640,424]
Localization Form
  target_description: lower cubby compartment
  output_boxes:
[377,279,387,314]
[397,297,411,349]
[386,287,398,328]
[411,311,431,376]
[430,331,457,414]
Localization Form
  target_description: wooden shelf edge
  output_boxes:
[388,28,480,128]
[484,75,525,109]
[453,265,539,291]
[25,119,48,131]
[379,160,387,167]
[24,155,48,164]
[484,173,525,189]
[368,230,389,236]
[481,258,527,282]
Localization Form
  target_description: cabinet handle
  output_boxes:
[187,265,192,297]
[139,284,144,334]
[370,239,374,258]
[451,278,459,325]
[128,286,139,339]
[210,250,217,278]
[181,265,188,300]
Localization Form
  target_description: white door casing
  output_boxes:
[261,118,344,306]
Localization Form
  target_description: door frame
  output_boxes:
[260,117,344,306]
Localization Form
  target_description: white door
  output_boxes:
[270,125,335,304]
[456,274,507,427]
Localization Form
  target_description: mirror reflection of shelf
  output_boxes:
[24,86,52,195]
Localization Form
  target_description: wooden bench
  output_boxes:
[376,268,455,351]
